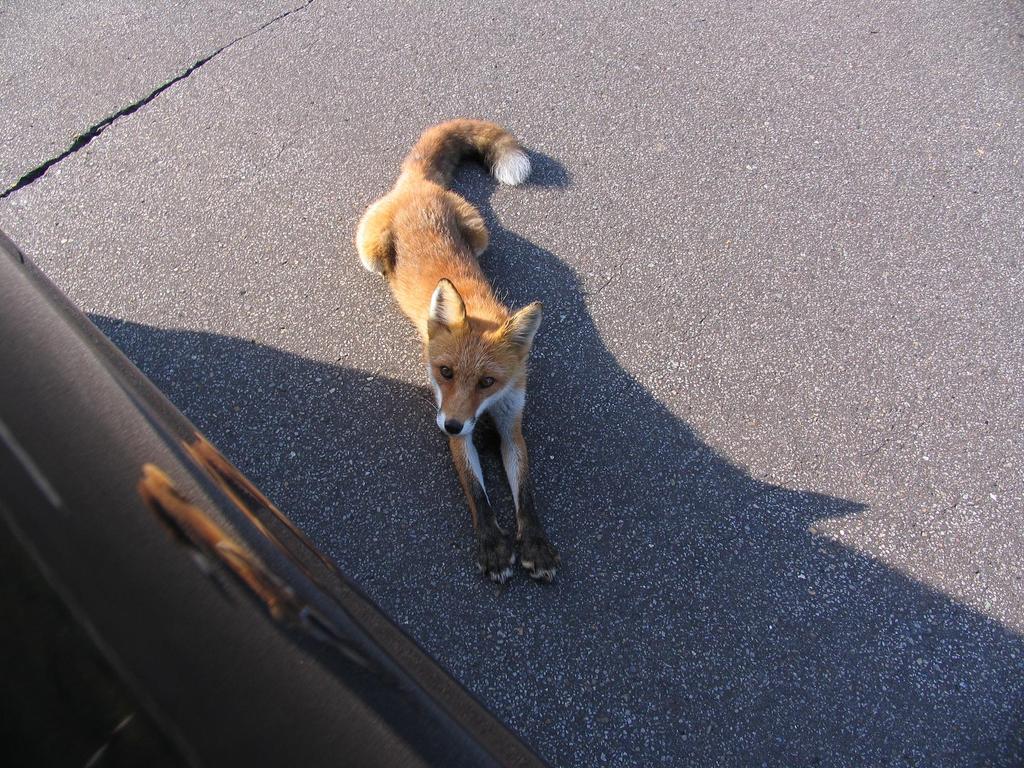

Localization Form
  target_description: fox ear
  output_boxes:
[428,279,466,335]
[501,302,542,354]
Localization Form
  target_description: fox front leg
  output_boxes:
[493,393,560,581]
[449,435,514,583]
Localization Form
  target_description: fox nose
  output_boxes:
[443,419,463,435]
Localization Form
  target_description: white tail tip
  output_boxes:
[492,149,531,186]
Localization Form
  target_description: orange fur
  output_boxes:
[356,119,558,583]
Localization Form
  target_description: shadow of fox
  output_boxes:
[91,155,1023,768]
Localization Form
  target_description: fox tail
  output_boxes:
[399,119,531,188]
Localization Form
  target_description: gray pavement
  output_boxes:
[0,0,303,190]
[2,1,1023,765]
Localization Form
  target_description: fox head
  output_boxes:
[425,279,542,437]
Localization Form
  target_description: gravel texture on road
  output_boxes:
[2,1,1022,765]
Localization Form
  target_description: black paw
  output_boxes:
[477,531,515,584]
[519,531,560,581]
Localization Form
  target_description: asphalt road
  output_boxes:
[2,1,1023,765]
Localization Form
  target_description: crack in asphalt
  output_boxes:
[586,258,628,298]
[0,0,315,200]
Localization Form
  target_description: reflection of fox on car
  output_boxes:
[357,119,559,584]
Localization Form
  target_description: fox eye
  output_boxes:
[439,366,453,379]
[479,376,495,389]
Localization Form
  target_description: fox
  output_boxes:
[356,119,560,584]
